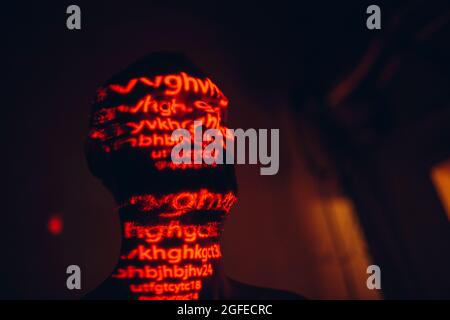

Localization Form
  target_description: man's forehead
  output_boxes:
[92,72,228,113]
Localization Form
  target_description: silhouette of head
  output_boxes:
[85,52,238,225]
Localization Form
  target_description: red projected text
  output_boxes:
[124,221,220,243]
[124,189,237,217]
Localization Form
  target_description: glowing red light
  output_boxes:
[48,215,63,235]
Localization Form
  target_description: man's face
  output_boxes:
[89,72,229,170]
[87,71,238,222]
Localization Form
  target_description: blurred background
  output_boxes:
[2,0,449,299]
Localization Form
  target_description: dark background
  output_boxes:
[2,1,450,299]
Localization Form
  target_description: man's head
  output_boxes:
[85,52,238,224]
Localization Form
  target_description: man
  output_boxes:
[85,52,301,300]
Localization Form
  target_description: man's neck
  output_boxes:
[110,207,230,300]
